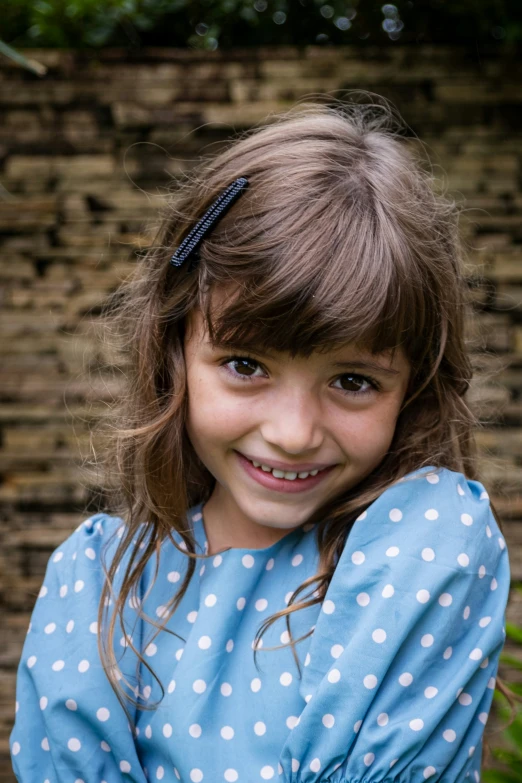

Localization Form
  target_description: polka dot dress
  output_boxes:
[10,467,510,783]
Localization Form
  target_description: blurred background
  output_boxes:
[1,2,522,780]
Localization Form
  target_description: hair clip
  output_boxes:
[170,176,249,269]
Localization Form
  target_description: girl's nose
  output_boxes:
[259,389,324,455]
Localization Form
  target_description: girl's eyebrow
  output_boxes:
[211,342,400,377]
[332,360,401,377]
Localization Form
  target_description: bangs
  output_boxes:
[198,187,434,363]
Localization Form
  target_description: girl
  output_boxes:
[10,99,510,783]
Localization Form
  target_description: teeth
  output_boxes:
[248,458,323,480]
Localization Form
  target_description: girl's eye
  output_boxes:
[333,374,378,396]
[222,356,265,380]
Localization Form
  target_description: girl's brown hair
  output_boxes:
[86,96,512,746]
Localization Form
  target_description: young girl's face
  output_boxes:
[184,287,411,547]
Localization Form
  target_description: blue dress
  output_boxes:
[10,466,510,783]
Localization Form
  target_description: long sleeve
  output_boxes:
[278,466,510,783]
[9,513,149,783]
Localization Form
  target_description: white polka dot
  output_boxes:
[328,668,341,683]
[331,644,344,659]
[363,674,378,689]
[38,586,48,598]
[372,629,387,644]
[157,767,165,780]
[145,643,157,656]
[187,610,198,623]
[66,620,74,633]
[416,589,430,603]
[224,771,238,782]
[68,738,81,751]
[265,557,274,570]
[251,677,261,692]
[389,508,403,522]
[198,636,212,650]
[65,699,77,710]
[27,656,37,668]
[443,729,456,742]
[322,714,335,728]
[488,677,496,689]
[51,660,64,671]
[491,577,498,591]
[221,682,232,697]
[242,554,254,568]
[421,634,434,647]
[357,592,370,606]
[425,509,439,520]
[41,737,49,751]
[163,724,172,738]
[97,708,110,721]
[469,648,483,661]
[422,548,435,562]
[478,565,486,579]
[168,571,181,583]
[457,553,469,567]
[399,672,413,686]
[410,718,424,731]
[478,712,488,725]
[53,551,64,562]
[226,639,234,652]
[386,546,400,557]
[426,473,440,484]
[286,715,299,729]
[363,753,375,767]
[356,510,367,520]
[354,719,362,733]
[85,547,96,560]
[438,593,453,607]
[193,679,206,693]
[309,759,321,773]
[461,513,473,526]
[443,646,453,659]
[221,726,234,740]
[498,537,506,550]
[59,585,68,597]
[255,598,268,612]
[323,599,335,614]
[78,660,89,673]
[424,686,438,698]
[457,484,465,496]
[424,766,437,779]
[463,606,471,620]
[204,594,217,607]
[485,525,492,538]
[190,770,203,782]
[304,652,311,666]
[11,742,20,756]
[236,597,246,610]
[260,766,274,779]
[459,693,472,706]
[74,580,84,593]
[189,724,202,738]
[377,712,389,726]
[44,622,56,634]
[292,553,303,566]
[382,584,394,598]
[40,696,48,710]
[280,672,292,686]
[351,551,365,565]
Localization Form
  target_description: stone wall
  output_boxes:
[1,46,522,779]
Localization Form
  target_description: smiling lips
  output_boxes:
[236,451,336,493]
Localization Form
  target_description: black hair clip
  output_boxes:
[170,176,249,270]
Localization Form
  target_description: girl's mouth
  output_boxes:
[235,451,336,494]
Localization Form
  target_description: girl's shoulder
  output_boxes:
[339,465,508,575]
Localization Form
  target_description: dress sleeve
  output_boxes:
[9,513,149,783]
[278,467,510,783]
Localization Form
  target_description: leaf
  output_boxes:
[482,772,521,783]
[505,623,522,645]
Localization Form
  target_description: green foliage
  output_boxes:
[1,0,522,50]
